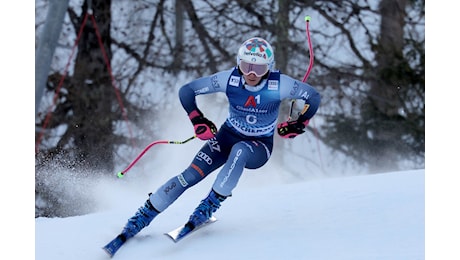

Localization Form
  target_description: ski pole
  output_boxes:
[117,135,196,178]
[288,15,314,121]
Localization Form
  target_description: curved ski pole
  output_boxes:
[117,135,196,178]
[288,15,314,121]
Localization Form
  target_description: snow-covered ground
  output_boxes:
[34,169,425,260]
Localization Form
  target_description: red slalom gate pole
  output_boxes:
[288,15,314,121]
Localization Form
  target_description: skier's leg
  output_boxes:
[121,136,228,235]
[103,139,228,256]
[149,147,227,212]
[120,152,223,240]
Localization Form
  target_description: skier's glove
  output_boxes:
[189,109,217,140]
[277,120,309,139]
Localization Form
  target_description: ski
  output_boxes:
[165,216,217,243]
[102,234,127,258]
[102,217,217,257]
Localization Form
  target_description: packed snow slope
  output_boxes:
[35,169,424,260]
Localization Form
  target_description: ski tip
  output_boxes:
[102,235,125,258]
[164,233,180,243]
[102,246,115,258]
[164,225,187,243]
[165,216,218,243]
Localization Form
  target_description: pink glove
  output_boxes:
[277,120,309,139]
[189,110,217,140]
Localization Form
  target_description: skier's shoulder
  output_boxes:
[278,73,314,89]
[208,68,237,90]
[213,68,236,79]
[278,72,296,83]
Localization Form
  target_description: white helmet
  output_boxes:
[237,37,275,76]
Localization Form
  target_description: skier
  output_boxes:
[103,37,321,256]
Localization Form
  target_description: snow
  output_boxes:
[33,169,426,260]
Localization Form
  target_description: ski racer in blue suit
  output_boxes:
[103,37,321,256]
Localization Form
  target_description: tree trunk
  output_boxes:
[275,0,290,73]
[66,0,115,174]
[366,0,408,172]
[172,0,185,72]
[370,0,407,116]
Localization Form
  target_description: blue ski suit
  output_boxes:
[149,67,320,212]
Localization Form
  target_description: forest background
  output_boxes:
[33,0,427,218]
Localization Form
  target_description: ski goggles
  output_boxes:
[238,60,269,77]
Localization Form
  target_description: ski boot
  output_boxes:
[103,198,159,257]
[184,190,226,231]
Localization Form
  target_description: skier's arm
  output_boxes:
[296,88,320,124]
[279,74,321,122]
[178,80,202,115]
[178,70,231,139]
[277,75,321,138]
[178,70,231,114]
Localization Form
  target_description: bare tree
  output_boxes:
[36,0,117,174]
[307,0,425,172]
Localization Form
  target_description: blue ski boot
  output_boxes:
[186,190,226,230]
[122,198,159,239]
[102,198,159,257]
